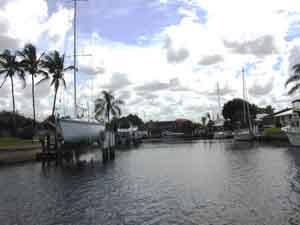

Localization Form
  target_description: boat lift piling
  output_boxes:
[102,131,116,163]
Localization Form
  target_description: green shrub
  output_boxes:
[264,127,283,136]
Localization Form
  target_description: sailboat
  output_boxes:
[213,82,233,139]
[55,0,105,145]
[234,68,254,142]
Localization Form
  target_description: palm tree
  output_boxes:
[285,64,300,95]
[39,50,74,116]
[0,49,25,113]
[0,49,25,134]
[201,116,207,127]
[94,90,124,128]
[18,44,47,127]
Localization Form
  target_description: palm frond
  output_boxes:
[50,78,56,87]
[285,74,300,87]
[114,99,124,105]
[63,65,75,72]
[288,83,300,95]
[292,64,300,74]
[18,70,26,88]
[0,76,8,88]
[36,69,48,77]
[36,76,49,85]
[62,78,67,89]
[111,106,121,117]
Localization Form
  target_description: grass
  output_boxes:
[0,137,36,148]
[264,127,283,136]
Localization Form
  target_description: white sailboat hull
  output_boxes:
[214,131,233,139]
[282,126,300,146]
[234,130,254,141]
[59,119,105,144]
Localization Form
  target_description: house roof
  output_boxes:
[274,109,293,117]
[263,108,292,119]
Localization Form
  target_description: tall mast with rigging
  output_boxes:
[72,0,89,118]
[73,0,77,117]
[242,68,246,123]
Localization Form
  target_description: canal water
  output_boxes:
[1,140,300,225]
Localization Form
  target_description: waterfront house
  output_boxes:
[145,119,194,137]
[262,108,292,128]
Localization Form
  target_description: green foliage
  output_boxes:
[222,98,257,126]
[0,137,34,148]
[255,105,274,114]
[0,49,25,119]
[94,91,124,124]
[201,116,207,126]
[263,127,283,136]
[0,111,38,139]
[285,64,300,95]
[39,50,74,116]
[110,114,144,131]
[18,43,47,126]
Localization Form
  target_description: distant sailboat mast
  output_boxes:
[242,68,246,124]
[72,0,89,118]
[73,0,77,118]
[242,68,252,133]
[217,82,221,119]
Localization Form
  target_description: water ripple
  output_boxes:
[1,141,300,225]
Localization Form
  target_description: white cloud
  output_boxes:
[0,0,299,121]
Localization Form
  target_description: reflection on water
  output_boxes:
[1,140,300,225]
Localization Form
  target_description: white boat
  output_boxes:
[234,129,254,141]
[53,2,105,146]
[58,118,105,144]
[282,99,300,146]
[282,126,300,146]
[162,130,185,138]
[214,131,233,139]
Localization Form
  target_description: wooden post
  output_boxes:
[109,147,115,160]
[46,134,50,152]
[102,148,108,163]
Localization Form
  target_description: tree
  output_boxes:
[126,114,144,128]
[39,51,74,116]
[0,50,25,134]
[18,43,47,128]
[222,98,257,127]
[0,50,26,113]
[254,105,274,114]
[201,116,207,127]
[285,64,300,95]
[94,91,124,128]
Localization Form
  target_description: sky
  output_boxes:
[0,0,300,122]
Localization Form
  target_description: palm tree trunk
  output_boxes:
[10,76,15,113]
[107,111,110,150]
[31,74,36,129]
[52,87,58,116]
[10,76,16,135]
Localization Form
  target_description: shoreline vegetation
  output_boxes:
[0,137,41,165]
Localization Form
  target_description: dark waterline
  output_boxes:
[1,140,300,225]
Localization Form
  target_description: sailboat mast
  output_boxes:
[73,0,77,118]
[217,82,221,118]
[242,68,246,123]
